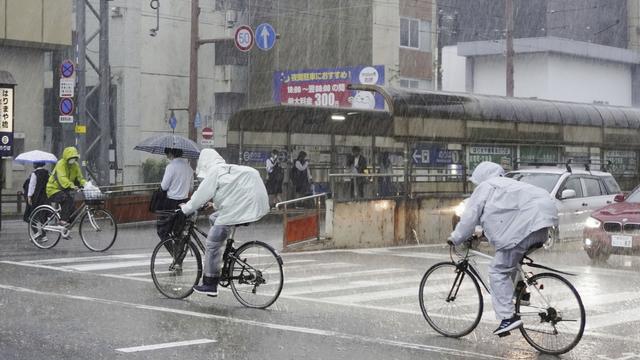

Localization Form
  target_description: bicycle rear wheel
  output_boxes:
[151,238,202,299]
[516,272,585,355]
[79,208,118,252]
[228,241,283,309]
[28,206,62,249]
[419,262,483,338]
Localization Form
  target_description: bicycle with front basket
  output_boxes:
[150,210,284,309]
[418,237,585,355]
[28,188,118,252]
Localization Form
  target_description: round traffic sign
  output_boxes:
[59,98,74,115]
[61,60,75,78]
[255,23,276,51]
[202,127,213,139]
[234,25,254,52]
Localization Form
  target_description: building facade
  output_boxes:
[1,0,72,191]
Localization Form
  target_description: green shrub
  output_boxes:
[142,158,168,183]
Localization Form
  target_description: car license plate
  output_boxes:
[611,235,632,248]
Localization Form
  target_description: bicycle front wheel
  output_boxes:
[79,208,118,252]
[419,262,483,338]
[229,241,283,309]
[28,206,62,249]
[151,238,202,299]
[516,272,585,355]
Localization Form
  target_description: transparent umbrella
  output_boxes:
[134,134,201,159]
[14,150,58,164]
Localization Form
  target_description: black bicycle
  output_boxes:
[418,238,585,355]
[150,211,284,309]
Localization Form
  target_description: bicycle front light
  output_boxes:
[454,200,466,217]
[584,217,601,229]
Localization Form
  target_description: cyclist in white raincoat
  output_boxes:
[449,161,558,336]
[180,148,269,296]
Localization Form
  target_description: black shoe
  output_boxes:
[193,276,219,297]
[493,315,523,336]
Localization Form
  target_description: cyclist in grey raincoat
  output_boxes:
[449,161,558,336]
[180,148,269,296]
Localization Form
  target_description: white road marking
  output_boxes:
[0,283,505,360]
[115,339,216,353]
[24,254,148,265]
[285,277,420,296]
[285,268,410,284]
[322,286,418,303]
[587,306,640,330]
[64,259,169,271]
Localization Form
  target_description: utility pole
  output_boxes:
[188,0,200,143]
[436,10,444,91]
[505,0,514,97]
[75,0,112,185]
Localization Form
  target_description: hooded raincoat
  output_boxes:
[450,162,558,250]
[46,147,87,198]
[180,149,269,225]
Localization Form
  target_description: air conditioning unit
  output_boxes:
[226,10,237,28]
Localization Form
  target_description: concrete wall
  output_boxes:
[1,0,72,47]
[1,47,44,190]
[326,196,464,249]
[471,52,632,106]
[547,54,631,106]
[105,0,221,184]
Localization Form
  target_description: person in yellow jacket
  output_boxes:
[46,146,87,225]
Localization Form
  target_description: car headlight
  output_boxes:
[585,217,601,229]
[454,200,466,217]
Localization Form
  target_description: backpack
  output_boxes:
[22,177,29,201]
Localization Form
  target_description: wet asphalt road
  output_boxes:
[1,219,639,360]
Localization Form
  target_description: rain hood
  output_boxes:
[470,161,504,185]
[181,149,269,225]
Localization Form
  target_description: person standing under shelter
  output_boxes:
[46,146,86,226]
[378,151,394,197]
[346,146,367,198]
[23,161,49,222]
[156,147,194,242]
[265,149,284,209]
[291,151,312,200]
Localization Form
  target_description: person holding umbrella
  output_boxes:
[46,146,87,226]
[14,150,57,222]
[156,147,194,243]
[22,161,50,222]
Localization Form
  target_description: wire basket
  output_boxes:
[83,188,107,204]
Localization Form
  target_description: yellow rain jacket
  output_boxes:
[46,147,87,198]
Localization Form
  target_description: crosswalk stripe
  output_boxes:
[286,277,421,296]
[25,254,148,265]
[322,286,418,303]
[285,268,411,284]
[64,259,168,271]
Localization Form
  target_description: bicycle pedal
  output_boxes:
[497,331,511,338]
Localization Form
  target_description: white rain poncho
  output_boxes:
[180,149,269,225]
[450,162,558,250]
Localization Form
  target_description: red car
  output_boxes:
[583,188,640,262]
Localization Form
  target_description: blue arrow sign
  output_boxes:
[255,23,276,51]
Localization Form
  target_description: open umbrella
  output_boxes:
[134,133,201,159]
[14,150,58,164]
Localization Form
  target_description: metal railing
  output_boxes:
[276,193,327,249]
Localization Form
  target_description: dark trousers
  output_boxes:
[48,190,75,222]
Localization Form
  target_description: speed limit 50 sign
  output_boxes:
[234,25,254,52]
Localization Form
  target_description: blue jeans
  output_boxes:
[204,212,230,278]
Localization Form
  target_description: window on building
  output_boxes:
[399,78,432,90]
[400,18,420,48]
